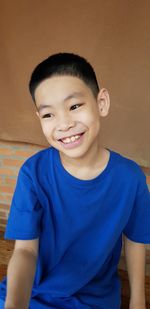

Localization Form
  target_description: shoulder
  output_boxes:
[110,150,146,184]
[19,146,55,177]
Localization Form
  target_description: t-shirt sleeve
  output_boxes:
[5,163,43,240]
[123,170,150,243]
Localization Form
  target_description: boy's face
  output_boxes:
[35,75,110,160]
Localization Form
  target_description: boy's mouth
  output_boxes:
[60,133,83,144]
[58,132,85,148]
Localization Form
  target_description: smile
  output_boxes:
[61,134,81,144]
[58,133,85,149]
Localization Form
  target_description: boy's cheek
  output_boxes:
[40,123,52,138]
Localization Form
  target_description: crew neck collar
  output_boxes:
[53,147,116,188]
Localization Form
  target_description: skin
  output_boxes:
[35,75,110,179]
[5,239,39,309]
[4,75,146,309]
[124,237,146,309]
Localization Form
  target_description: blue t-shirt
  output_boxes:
[0,147,150,309]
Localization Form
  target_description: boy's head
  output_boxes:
[29,53,99,102]
[29,52,110,161]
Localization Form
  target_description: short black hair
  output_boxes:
[29,52,99,102]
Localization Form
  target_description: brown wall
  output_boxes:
[0,0,150,166]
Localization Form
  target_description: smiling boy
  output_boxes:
[0,53,150,309]
[35,75,110,179]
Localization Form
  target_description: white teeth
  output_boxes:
[62,134,81,144]
[64,138,71,143]
[70,136,76,142]
[75,135,80,140]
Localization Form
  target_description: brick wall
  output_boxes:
[0,140,44,230]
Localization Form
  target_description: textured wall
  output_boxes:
[0,0,150,165]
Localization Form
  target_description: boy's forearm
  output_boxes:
[129,301,146,309]
[124,236,146,308]
[5,248,37,309]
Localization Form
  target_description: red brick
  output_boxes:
[0,148,14,156]
[142,166,150,175]
[0,218,7,225]
[0,194,12,203]
[0,177,4,185]
[0,194,5,201]
[15,150,36,157]
[146,175,150,185]
[4,195,13,202]
[0,168,18,176]
[0,204,10,210]
[0,211,6,218]
[0,225,5,231]
[5,178,16,185]
[0,186,14,194]
[3,159,24,167]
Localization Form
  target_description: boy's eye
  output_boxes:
[70,104,82,111]
[42,113,52,119]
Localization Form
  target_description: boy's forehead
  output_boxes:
[36,75,88,92]
[35,75,92,105]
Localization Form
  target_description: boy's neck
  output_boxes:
[59,147,110,180]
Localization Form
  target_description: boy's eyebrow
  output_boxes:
[37,92,84,112]
[63,91,84,102]
[37,104,53,112]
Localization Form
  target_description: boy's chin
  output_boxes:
[59,147,89,161]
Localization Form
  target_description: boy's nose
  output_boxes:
[56,115,75,131]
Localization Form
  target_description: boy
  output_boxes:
[0,53,150,309]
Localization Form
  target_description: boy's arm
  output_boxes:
[124,236,146,309]
[5,238,39,309]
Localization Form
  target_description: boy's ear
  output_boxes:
[97,88,110,117]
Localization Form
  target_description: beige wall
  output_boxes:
[0,0,150,166]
